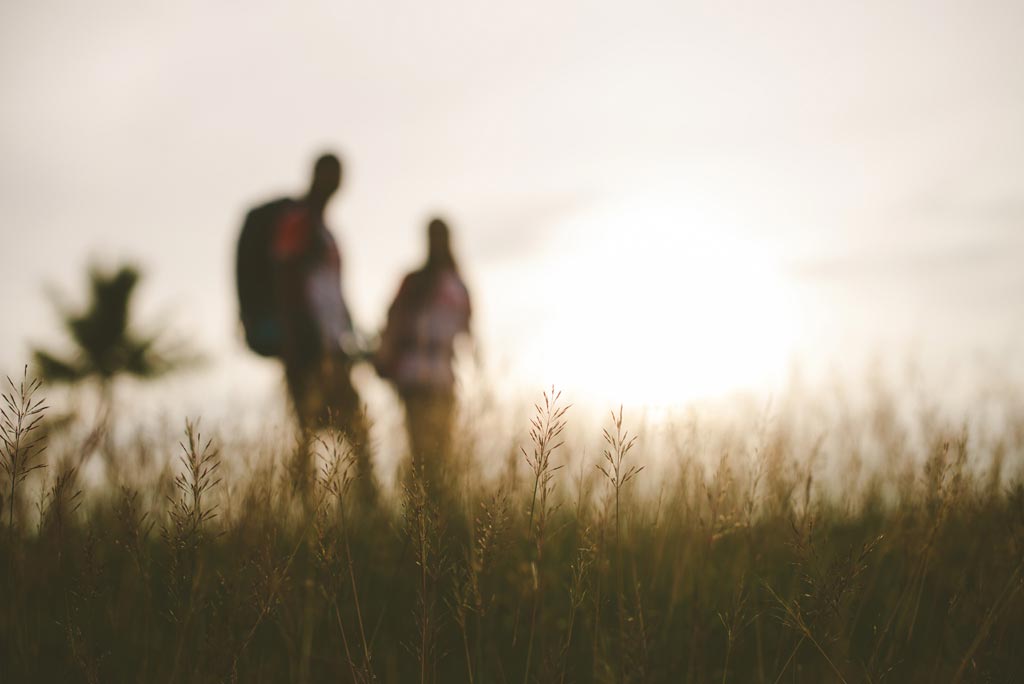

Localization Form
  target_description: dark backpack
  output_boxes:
[236,198,294,357]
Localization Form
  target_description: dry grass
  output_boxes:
[2,373,1024,683]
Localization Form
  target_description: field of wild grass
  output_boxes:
[3,374,1024,683]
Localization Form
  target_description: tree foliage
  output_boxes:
[32,264,193,386]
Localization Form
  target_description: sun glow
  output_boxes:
[512,189,801,407]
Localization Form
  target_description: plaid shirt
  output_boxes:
[377,269,470,392]
[272,204,353,358]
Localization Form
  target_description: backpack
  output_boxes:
[236,198,294,357]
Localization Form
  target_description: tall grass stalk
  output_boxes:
[1,368,48,532]
[597,406,642,679]
[315,429,375,682]
[520,388,568,684]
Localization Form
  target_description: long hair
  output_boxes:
[403,218,459,309]
[425,218,457,274]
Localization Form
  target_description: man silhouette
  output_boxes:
[239,153,376,502]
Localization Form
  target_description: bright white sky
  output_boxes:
[2,1,1024,418]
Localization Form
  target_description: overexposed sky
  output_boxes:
[2,1,1023,412]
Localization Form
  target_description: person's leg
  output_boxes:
[284,360,310,431]
[289,352,340,430]
[401,390,438,501]
[402,390,427,473]
[429,391,456,494]
[432,391,455,462]
[402,389,455,494]
[324,356,378,505]
[284,359,319,493]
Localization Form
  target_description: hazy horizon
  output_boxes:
[3,1,1023,417]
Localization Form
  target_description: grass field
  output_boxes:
[3,375,1024,683]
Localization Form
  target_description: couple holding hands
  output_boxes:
[236,152,471,502]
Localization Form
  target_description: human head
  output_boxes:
[426,217,455,270]
[307,152,342,209]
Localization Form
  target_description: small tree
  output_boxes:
[31,264,194,415]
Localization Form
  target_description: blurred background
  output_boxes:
[2,0,1023,422]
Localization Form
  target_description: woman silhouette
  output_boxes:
[375,218,472,481]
